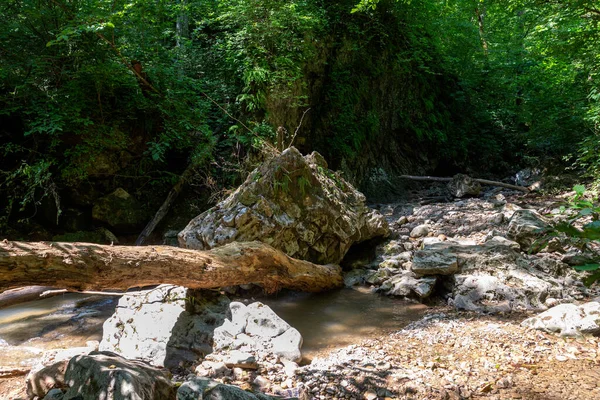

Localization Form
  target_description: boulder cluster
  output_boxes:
[348,193,596,313]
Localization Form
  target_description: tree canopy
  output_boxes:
[1,0,599,235]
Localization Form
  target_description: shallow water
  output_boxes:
[0,287,426,367]
[259,287,427,359]
[0,294,118,367]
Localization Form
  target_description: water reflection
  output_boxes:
[0,294,117,347]
[257,287,427,358]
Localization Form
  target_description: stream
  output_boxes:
[0,287,426,368]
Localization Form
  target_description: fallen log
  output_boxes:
[399,175,530,193]
[0,240,342,293]
[0,286,57,308]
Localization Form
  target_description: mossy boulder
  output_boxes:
[92,188,147,233]
[179,147,389,264]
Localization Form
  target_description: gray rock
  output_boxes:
[343,269,372,287]
[380,272,437,299]
[410,224,430,239]
[43,389,65,400]
[27,360,68,399]
[366,268,393,285]
[449,242,581,312]
[224,351,257,369]
[412,247,458,275]
[422,237,442,246]
[281,359,299,377]
[196,361,230,377]
[522,302,600,336]
[62,351,175,400]
[26,343,99,399]
[178,147,389,264]
[212,301,303,363]
[507,209,550,252]
[92,188,147,232]
[178,377,279,400]
[447,174,481,198]
[515,168,541,186]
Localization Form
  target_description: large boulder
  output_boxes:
[522,302,600,337]
[99,285,230,368]
[178,147,389,264]
[26,343,99,398]
[61,351,175,400]
[100,286,303,369]
[447,174,481,198]
[92,188,147,232]
[507,209,550,252]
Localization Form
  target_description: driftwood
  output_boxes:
[0,286,57,308]
[399,175,530,193]
[0,240,342,293]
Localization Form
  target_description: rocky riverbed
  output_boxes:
[2,182,600,399]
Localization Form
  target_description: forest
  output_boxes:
[1,0,599,239]
[2,1,600,399]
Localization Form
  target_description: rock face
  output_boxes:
[507,209,550,252]
[92,188,147,232]
[61,351,175,400]
[99,285,230,368]
[417,238,579,312]
[522,302,600,336]
[179,147,389,264]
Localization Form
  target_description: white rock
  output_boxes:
[272,328,303,362]
[522,302,600,336]
[245,302,291,338]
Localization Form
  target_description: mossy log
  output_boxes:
[0,240,342,293]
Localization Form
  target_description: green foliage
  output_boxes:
[2,0,600,234]
[549,185,600,284]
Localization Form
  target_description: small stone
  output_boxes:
[364,389,378,400]
[253,375,271,391]
[224,351,257,369]
[410,224,430,238]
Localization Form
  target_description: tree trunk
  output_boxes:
[0,241,342,293]
[135,163,195,246]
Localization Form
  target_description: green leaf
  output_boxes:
[573,264,600,271]
[574,185,586,196]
